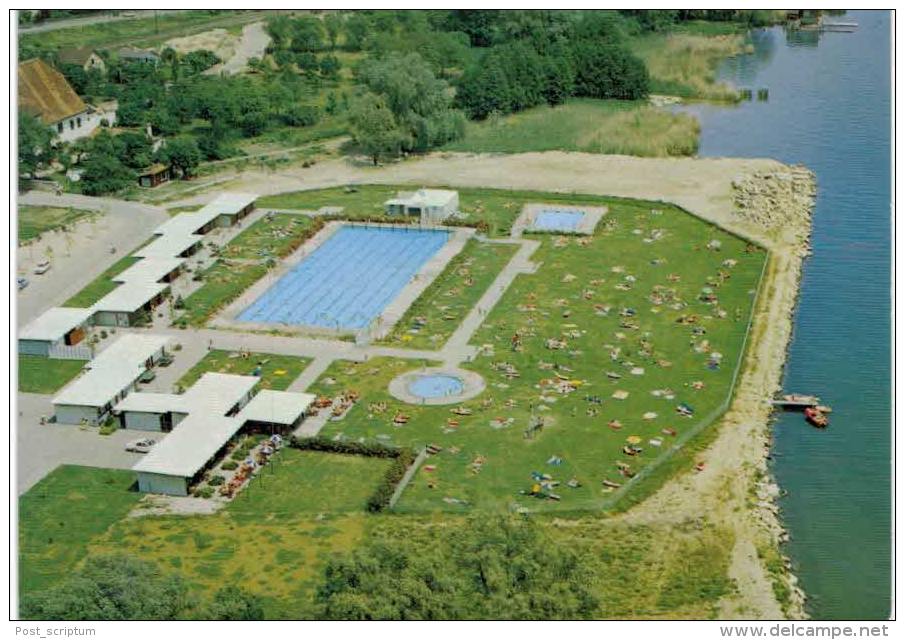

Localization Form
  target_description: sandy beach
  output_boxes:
[166,150,816,617]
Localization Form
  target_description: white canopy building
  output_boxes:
[385,189,459,225]
[18,307,93,357]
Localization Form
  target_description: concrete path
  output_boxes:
[288,356,334,392]
[442,239,540,360]
[206,21,270,76]
[16,192,168,326]
[16,392,165,494]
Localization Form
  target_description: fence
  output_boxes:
[48,342,93,360]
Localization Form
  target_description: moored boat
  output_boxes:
[804,406,829,428]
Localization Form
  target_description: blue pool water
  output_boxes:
[238,225,450,330]
[534,210,585,232]
[408,375,464,399]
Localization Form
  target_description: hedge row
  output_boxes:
[288,435,417,511]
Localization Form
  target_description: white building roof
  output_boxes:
[180,372,259,416]
[237,390,315,425]
[19,307,93,342]
[207,192,257,215]
[132,413,244,478]
[133,233,203,259]
[53,334,169,408]
[114,392,183,414]
[386,188,457,208]
[91,281,168,313]
[113,257,185,284]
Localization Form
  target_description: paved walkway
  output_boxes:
[17,192,168,325]
[205,21,270,76]
[287,356,334,392]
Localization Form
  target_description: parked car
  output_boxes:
[138,369,156,383]
[157,354,174,367]
[17,277,28,290]
[33,261,51,275]
[125,438,156,453]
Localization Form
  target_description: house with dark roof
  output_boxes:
[18,58,115,142]
[118,47,159,64]
[57,47,106,72]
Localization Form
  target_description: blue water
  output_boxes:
[239,225,450,330]
[408,375,464,398]
[534,210,585,231]
[675,10,891,619]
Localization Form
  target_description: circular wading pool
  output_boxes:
[408,374,464,399]
[388,367,486,405]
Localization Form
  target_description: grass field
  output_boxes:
[62,255,140,308]
[19,9,262,53]
[176,349,310,391]
[18,206,97,245]
[444,99,700,157]
[630,32,748,101]
[380,239,519,350]
[221,214,316,260]
[308,196,765,513]
[177,261,269,327]
[18,355,85,393]
[19,466,141,596]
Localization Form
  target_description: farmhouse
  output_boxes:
[385,189,459,225]
[18,307,93,357]
[18,58,97,143]
[127,372,315,495]
[52,334,170,425]
[118,47,159,64]
[57,47,106,72]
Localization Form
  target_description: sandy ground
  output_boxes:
[165,27,238,63]
[207,21,271,76]
[168,150,814,618]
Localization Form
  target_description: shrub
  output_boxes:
[221,460,238,471]
[366,448,416,512]
[208,475,225,486]
[194,486,214,499]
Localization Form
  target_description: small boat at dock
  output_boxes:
[804,406,829,428]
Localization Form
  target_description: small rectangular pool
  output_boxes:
[533,210,586,232]
[238,225,450,330]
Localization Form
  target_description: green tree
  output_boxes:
[324,13,343,49]
[18,113,54,179]
[205,586,264,620]
[319,54,341,79]
[159,135,202,178]
[572,43,649,100]
[316,514,599,620]
[542,54,575,107]
[348,93,403,165]
[79,151,134,196]
[290,15,325,53]
[20,555,189,620]
[343,13,370,51]
[456,52,512,119]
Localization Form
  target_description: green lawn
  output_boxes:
[18,355,85,393]
[310,195,765,513]
[177,261,268,327]
[176,349,310,391]
[18,206,97,245]
[19,466,141,596]
[381,239,518,350]
[62,255,140,308]
[444,99,700,157]
[228,450,393,520]
[221,214,316,260]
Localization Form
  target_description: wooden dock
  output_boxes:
[771,395,820,409]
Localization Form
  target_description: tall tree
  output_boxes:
[316,514,600,620]
[348,93,403,165]
[18,113,54,179]
[158,135,202,178]
[20,555,188,620]
[205,586,264,620]
[324,13,343,49]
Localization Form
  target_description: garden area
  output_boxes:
[308,194,765,512]
[18,355,85,393]
[18,205,97,245]
[380,239,518,350]
[176,349,311,391]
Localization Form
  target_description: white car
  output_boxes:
[33,261,51,275]
[125,438,157,453]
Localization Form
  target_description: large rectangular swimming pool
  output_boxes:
[238,225,450,330]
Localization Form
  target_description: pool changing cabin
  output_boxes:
[384,189,459,225]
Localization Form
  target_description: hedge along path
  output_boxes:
[388,448,430,509]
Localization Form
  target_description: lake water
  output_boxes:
[675,10,891,619]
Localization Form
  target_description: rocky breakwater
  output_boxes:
[733,165,817,254]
